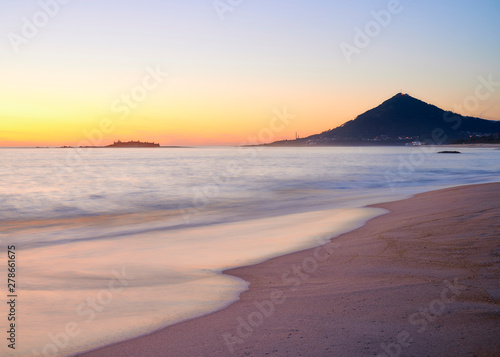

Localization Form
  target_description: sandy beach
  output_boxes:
[78,183,500,357]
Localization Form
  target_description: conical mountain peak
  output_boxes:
[268,94,500,145]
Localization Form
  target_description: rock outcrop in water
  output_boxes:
[106,140,160,147]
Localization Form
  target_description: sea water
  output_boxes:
[0,146,499,356]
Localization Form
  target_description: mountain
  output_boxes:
[268,93,500,146]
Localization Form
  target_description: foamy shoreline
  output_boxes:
[8,206,385,357]
[77,182,500,356]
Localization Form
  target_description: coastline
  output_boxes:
[77,182,500,357]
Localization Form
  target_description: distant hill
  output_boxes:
[267,93,500,146]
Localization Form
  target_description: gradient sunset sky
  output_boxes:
[1,0,499,146]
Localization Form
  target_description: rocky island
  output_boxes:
[105,140,160,148]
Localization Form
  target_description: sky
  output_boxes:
[1,0,500,146]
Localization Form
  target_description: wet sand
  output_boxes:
[78,183,500,357]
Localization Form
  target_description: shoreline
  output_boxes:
[1,143,499,149]
[77,182,500,357]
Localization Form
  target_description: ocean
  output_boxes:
[1,146,499,356]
